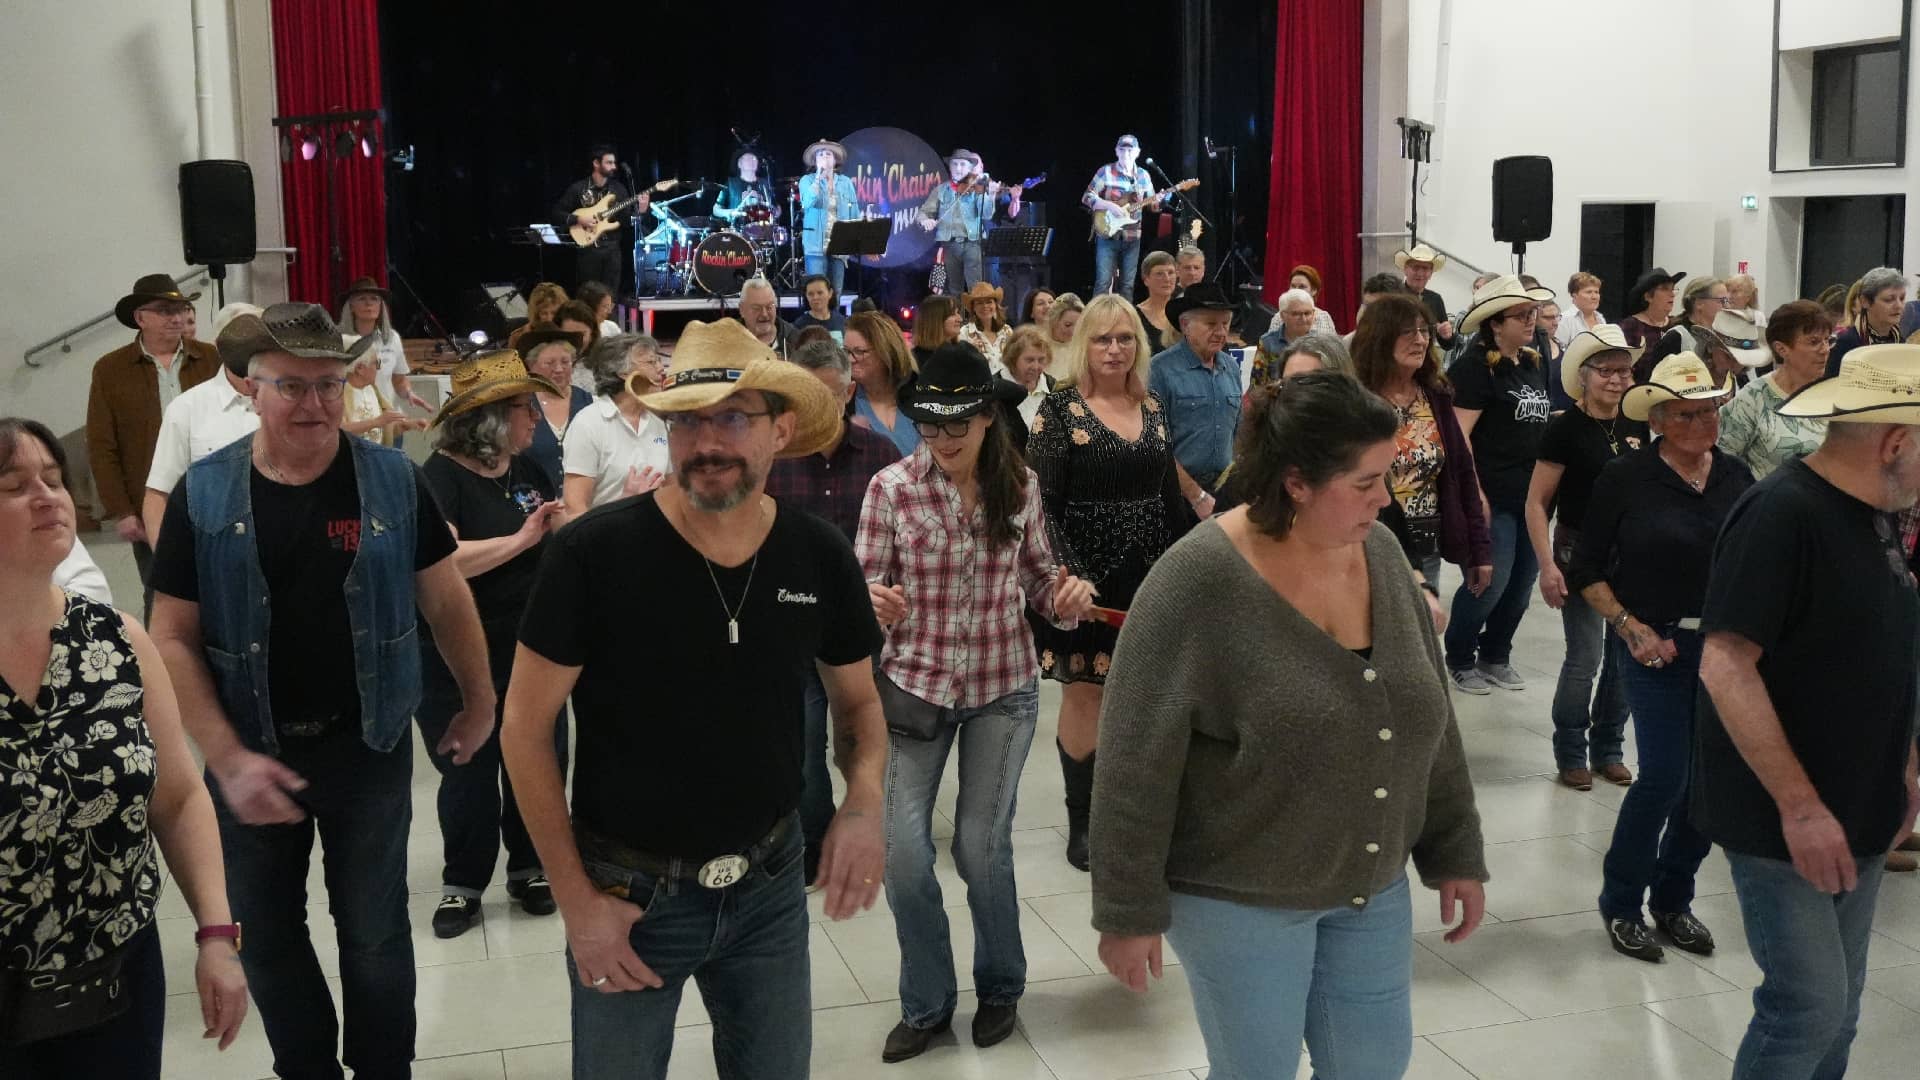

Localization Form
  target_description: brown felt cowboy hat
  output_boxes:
[1779,343,1920,424]
[338,275,391,306]
[432,351,561,425]
[946,148,983,169]
[216,302,375,378]
[802,138,848,167]
[115,273,202,329]
[630,319,841,458]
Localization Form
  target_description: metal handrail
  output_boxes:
[1355,231,1493,279]
[23,269,211,368]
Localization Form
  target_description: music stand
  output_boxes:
[983,227,1053,258]
[827,220,890,260]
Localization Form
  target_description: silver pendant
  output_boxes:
[728,618,739,645]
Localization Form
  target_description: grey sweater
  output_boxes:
[1090,521,1488,935]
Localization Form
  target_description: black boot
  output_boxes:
[1058,740,1094,872]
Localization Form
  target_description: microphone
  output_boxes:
[1142,156,1155,166]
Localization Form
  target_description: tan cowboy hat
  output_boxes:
[1393,243,1446,272]
[1458,274,1557,336]
[630,319,840,458]
[1711,310,1770,368]
[802,138,848,167]
[217,302,375,378]
[1779,343,1920,424]
[964,281,1004,307]
[338,275,391,306]
[116,272,203,328]
[1622,352,1735,422]
[432,351,561,426]
[1561,324,1644,402]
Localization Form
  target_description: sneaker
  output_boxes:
[1449,667,1492,695]
[432,895,480,939]
[1651,910,1715,956]
[515,874,557,916]
[1475,662,1527,691]
[1605,917,1664,963]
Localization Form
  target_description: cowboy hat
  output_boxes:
[802,138,848,167]
[1779,343,1920,424]
[1458,274,1556,336]
[115,273,203,328]
[217,302,375,378]
[630,319,840,458]
[1166,283,1235,325]
[898,343,1026,425]
[1622,352,1735,422]
[946,148,983,168]
[338,275,391,306]
[1392,243,1447,272]
[513,326,585,358]
[1711,310,1770,368]
[1561,324,1643,402]
[963,281,1004,307]
[431,351,562,426]
[1625,267,1687,316]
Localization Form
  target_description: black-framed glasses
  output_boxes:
[662,409,772,439]
[1583,364,1635,382]
[913,419,974,439]
[258,376,348,402]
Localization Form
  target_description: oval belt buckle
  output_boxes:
[696,854,749,889]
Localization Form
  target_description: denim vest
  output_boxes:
[184,434,423,753]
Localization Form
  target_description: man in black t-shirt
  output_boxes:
[148,303,492,1079]
[1696,349,1920,1078]
[500,319,887,1077]
[554,144,647,293]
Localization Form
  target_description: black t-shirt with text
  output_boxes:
[1447,352,1553,511]
[1693,458,1920,860]
[1536,408,1649,533]
[516,493,883,859]
[151,435,457,730]
[419,452,555,635]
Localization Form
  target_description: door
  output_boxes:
[1579,203,1656,319]
[1800,195,1906,300]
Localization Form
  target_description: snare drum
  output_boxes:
[693,231,759,295]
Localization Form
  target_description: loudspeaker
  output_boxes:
[1491,156,1553,244]
[179,160,257,266]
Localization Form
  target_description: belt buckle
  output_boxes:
[695,854,749,889]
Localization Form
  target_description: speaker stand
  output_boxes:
[1511,241,1527,276]
[206,262,227,307]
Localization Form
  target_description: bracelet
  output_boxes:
[1608,610,1632,633]
[194,923,243,952]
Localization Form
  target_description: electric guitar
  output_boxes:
[1091,178,1199,239]
[568,178,680,247]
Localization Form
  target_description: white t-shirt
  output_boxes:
[344,383,390,445]
[145,372,260,494]
[345,328,410,392]
[562,396,673,508]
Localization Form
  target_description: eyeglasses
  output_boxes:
[662,409,772,440]
[913,419,974,439]
[1664,406,1722,425]
[258,376,348,402]
[1398,326,1432,340]
[1584,365,1635,382]
[1091,333,1137,350]
[139,304,193,319]
[845,345,874,359]
[1700,295,1730,305]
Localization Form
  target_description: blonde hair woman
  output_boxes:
[1044,292,1086,380]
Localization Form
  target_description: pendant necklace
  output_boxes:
[694,498,766,646]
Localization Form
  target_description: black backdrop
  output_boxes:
[380,2,1275,337]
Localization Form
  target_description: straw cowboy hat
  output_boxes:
[432,351,561,426]
[802,138,848,167]
[1393,243,1446,272]
[1711,310,1771,369]
[1458,274,1556,336]
[1780,343,1920,424]
[963,281,1004,308]
[630,319,840,457]
[898,343,1025,423]
[1561,324,1644,402]
[1622,353,1735,422]
[115,272,203,328]
[216,302,375,378]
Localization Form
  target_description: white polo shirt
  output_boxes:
[145,371,259,494]
[562,395,673,508]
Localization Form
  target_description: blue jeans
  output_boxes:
[799,665,835,850]
[1550,588,1630,770]
[209,730,415,1080]
[804,253,846,296]
[568,817,810,1080]
[1092,232,1141,297]
[1443,508,1538,670]
[1728,850,1885,1080]
[884,681,1039,1028]
[1168,876,1414,1080]
[1599,629,1712,921]
[940,239,984,294]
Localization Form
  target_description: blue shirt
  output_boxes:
[854,386,922,456]
[1147,340,1242,481]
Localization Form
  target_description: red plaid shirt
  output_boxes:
[765,421,902,544]
[855,449,1070,708]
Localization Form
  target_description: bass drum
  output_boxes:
[693,231,759,295]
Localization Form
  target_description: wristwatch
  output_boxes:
[1608,610,1632,633]
[194,923,243,952]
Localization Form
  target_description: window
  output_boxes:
[1812,43,1905,166]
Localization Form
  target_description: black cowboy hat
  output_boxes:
[115,273,202,329]
[513,326,585,356]
[1625,267,1687,316]
[898,343,1025,425]
[338,275,391,306]
[1165,283,1236,325]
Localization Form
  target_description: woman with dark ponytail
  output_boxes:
[854,342,1097,1063]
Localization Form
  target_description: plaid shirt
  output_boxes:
[765,420,902,544]
[855,448,1070,708]
[1082,164,1156,241]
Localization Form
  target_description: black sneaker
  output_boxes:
[512,874,557,916]
[881,1015,951,1063]
[1605,917,1664,963]
[432,895,480,939]
[1651,910,1715,955]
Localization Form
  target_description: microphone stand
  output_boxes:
[1145,158,1218,252]
[621,162,641,309]
[1198,142,1256,292]
[385,258,470,358]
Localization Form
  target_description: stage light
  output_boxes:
[899,307,914,321]
[360,133,376,158]
[467,330,488,346]
[300,135,319,161]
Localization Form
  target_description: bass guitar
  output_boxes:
[1091,178,1199,239]
[568,178,681,247]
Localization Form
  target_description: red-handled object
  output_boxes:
[1085,605,1128,628]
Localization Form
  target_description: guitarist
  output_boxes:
[1081,134,1167,297]
[551,144,649,292]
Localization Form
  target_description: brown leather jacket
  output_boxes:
[85,337,220,520]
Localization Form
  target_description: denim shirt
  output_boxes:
[1147,340,1242,480]
[183,434,424,754]
[917,184,994,242]
[799,173,860,254]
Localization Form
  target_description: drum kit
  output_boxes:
[637,185,797,297]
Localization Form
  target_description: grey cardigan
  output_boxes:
[1090,520,1488,935]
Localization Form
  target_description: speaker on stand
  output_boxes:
[1491,156,1553,273]
[179,160,258,306]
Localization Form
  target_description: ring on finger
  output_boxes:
[592,975,610,987]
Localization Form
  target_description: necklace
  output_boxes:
[1663,449,1710,490]
[691,498,767,646]
[1586,407,1622,454]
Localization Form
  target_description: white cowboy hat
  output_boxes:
[1711,310,1771,368]
[1561,324,1643,402]
[1458,274,1556,336]
[1393,243,1446,272]
[1622,352,1736,422]
[1779,343,1920,424]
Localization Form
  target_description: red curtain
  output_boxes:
[1263,0,1363,332]
[272,0,386,307]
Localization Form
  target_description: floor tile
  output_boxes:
[1458,723,1557,782]
[823,900,1090,1003]
[1026,889,1182,973]
[1467,776,1618,845]
[1410,941,1528,1035]
[159,890,488,993]
[413,1051,507,1078]
[1650,987,1920,1077]
[1668,891,1920,989]
[414,953,574,1059]
[1019,970,1209,1080]
[1476,836,1605,921]
[1427,1003,1729,1078]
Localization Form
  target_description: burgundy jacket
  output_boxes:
[1431,384,1492,568]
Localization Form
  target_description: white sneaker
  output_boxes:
[1449,667,1492,695]
[1476,662,1527,691]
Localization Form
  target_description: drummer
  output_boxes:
[800,137,861,296]
[713,148,775,226]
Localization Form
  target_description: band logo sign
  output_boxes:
[839,126,947,269]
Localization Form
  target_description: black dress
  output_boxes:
[1026,387,1191,683]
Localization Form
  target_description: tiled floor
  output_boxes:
[80,536,1920,1079]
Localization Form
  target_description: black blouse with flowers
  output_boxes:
[0,592,160,973]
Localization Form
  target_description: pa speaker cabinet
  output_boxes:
[179,160,257,266]
[1491,156,1553,244]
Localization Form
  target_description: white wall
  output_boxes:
[1,0,280,441]
[1399,0,1920,314]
